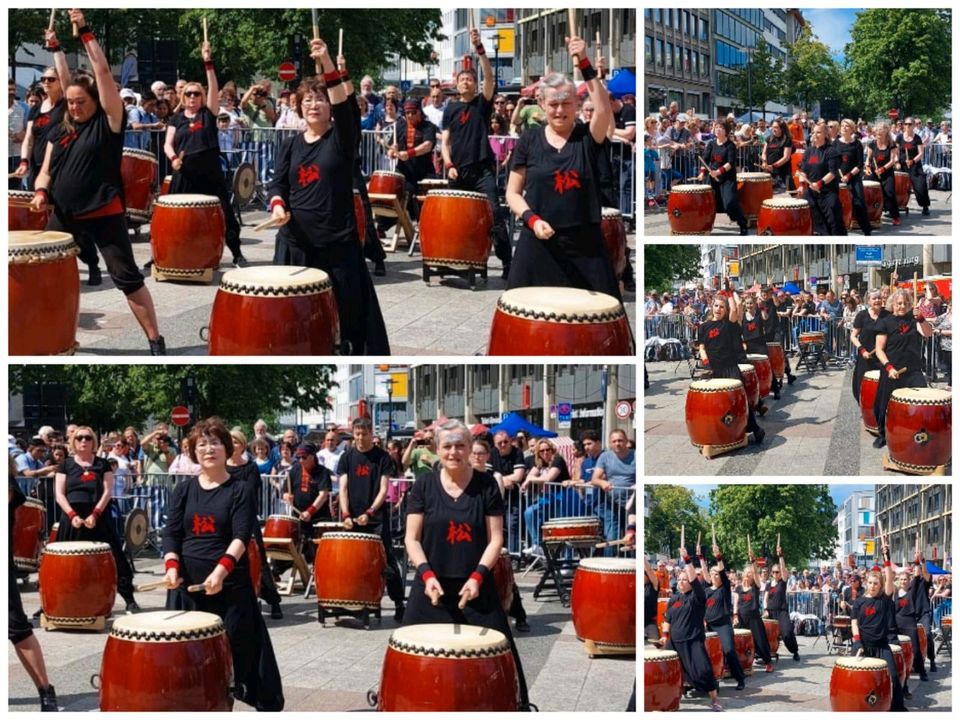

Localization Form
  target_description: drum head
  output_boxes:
[497,288,624,323]
[578,557,635,573]
[733,629,752,636]
[389,624,510,655]
[862,180,881,188]
[124,508,150,550]
[319,531,381,543]
[425,189,488,201]
[233,163,257,203]
[738,364,757,374]
[43,540,111,555]
[644,648,679,661]
[864,370,881,380]
[110,610,225,641]
[746,354,770,363]
[762,197,808,209]
[156,193,220,207]
[601,207,623,218]
[373,170,405,179]
[670,184,712,194]
[219,265,332,296]
[835,656,887,670]
[122,148,158,163]
[890,387,951,405]
[690,378,743,392]
[9,231,79,264]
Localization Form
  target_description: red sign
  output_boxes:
[170,406,191,426]
[278,62,297,82]
[888,109,898,119]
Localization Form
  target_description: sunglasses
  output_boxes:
[184,90,202,98]
[75,435,94,442]
[40,77,58,83]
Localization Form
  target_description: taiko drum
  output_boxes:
[9,231,80,356]
[859,370,881,435]
[862,181,883,227]
[378,624,519,711]
[541,516,601,544]
[757,197,812,235]
[488,288,633,356]
[736,172,773,227]
[13,497,46,572]
[885,388,952,473]
[39,541,117,625]
[829,656,892,711]
[121,148,158,223]
[419,190,492,272]
[763,617,781,656]
[897,634,914,681]
[839,183,853,230]
[150,194,224,280]
[263,514,300,544]
[726,629,754,677]
[491,549,515,613]
[667,184,715,235]
[766,342,786,379]
[644,648,683,711]
[705,631,724,679]
[791,149,805,190]
[315,532,386,611]
[208,266,340,355]
[894,171,911,211]
[889,644,906,688]
[738,364,760,411]
[746,354,773,398]
[685,378,748,451]
[368,170,406,210]
[8,190,50,231]
[99,611,233,711]
[247,536,262,598]
[916,624,927,655]
[656,597,669,631]
[600,207,627,279]
[570,558,635,655]
[160,175,172,196]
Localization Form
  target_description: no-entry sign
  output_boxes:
[278,62,297,82]
[615,401,632,419]
[170,406,191,426]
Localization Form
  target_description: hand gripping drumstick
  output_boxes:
[311,9,322,75]
[595,538,629,549]
[253,216,283,232]
[429,586,442,606]
[186,583,207,593]
[458,592,470,610]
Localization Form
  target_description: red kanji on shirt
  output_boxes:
[671,600,683,609]
[713,154,723,164]
[458,109,470,125]
[356,464,370,477]
[192,514,217,535]
[899,598,908,608]
[36,115,51,129]
[899,323,910,334]
[297,163,321,187]
[769,586,777,594]
[59,131,78,148]
[864,605,877,616]
[708,327,720,339]
[81,470,97,483]
[842,154,849,163]
[552,169,582,194]
[188,120,203,133]
[300,468,310,493]
[742,593,752,602]
[446,520,472,544]
[747,322,756,331]
[706,597,716,607]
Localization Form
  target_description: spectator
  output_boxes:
[14,439,53,479]
[120,88,149,150]
[401,428,437,480]
[919,119,936,144]
[521,438,574,556]
[154,98,172,125]
[511,93,545,131]
[376,96,400,134]
[275,89,303,130]
[272,441,296,478]
[359,75,380,109]
[489,114,515,188]
[423,86,446,130]
[591,429,635,553]
[250,438,274,476]
[357,94,376,131]
[933,301,951,386]
[8,79,26,187]
[107,437,135,512]
[218,89,246,129]
[168,437,201,476]
[140,426,175,482]
[241,81,277,128]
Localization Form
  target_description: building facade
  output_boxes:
[833,490,876,567]
[875,485,952,567]
[643,9,712,117]
[700,244,740,283]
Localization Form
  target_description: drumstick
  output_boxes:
[696,531,701,550]
[680,524,684,552]
[253,215,282,232]
[72,19,78,37]
[458,593,469,610]
[894,366,908,378]
[777,532,780,550]
[48,8,56,31]
[338,28,343,58]
[186,583,206,593]
[202,17,208,44]
[311,9,321,75]
[913,272,918,306]
[429,587,441,606]
[134,579,169,592]
[595,538,629,549]
[711,522,716,548]
[747,533,752,558]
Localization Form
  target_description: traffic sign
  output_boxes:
[557,402,572,424]
[278,61,297,82]
[170,406,191,426]
[615,401,632,420]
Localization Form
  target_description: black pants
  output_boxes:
[741,612,772,664]
[669,636,718,693]
[706,620,745,683]
[57,506,136,604]
[713,364,761,435]
[897,620,926,678]
[508,583,528,623]
[353,164,387,262]
[378,521,406,606]
[710,176,748,230]
[918,612,935,666]
[852,353,882,403]
[805,186,846,236]
[903,164,931,209]
[878,171,900,219]
[8,555,34,645]
[251,526,281,606]
[451,162,511,266]
[847,175,873,235]
[864,643,907,711]
[774,608,799,654]
[47,212,144,295]
[874,367,927,439]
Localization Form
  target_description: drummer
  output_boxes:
[697,117,749,235]
[734,558,774,672]
[700,540,747,690]
[386,98,439,226]
[643,556,661,642]
[280,442,333,563]
[850,533,906,711]
[503,35,619,299]
[162,417,284,711]
[696,284,766,445]
[840,573,863,614]
[267,38,389,355]
[403,419,532,710]
[764,541,801,662]
[894,558,929,689]
[759,119,793,192]
[54,425,140,614]
[871,289,933,449]
[30,9,164,355]
[836,119,873,235]
[660,543,722,711]
[850,289,889,402]
[797,124,846,236]
[739,294,773,409]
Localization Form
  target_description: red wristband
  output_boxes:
[302,506,314,519]
[18,160,28,168]
[422,569,437,582]
[165,558,180,572]
[34,187,49,200]
[883,560,892,567]
[340,71,349,81]
[525,213,542,231]
[269,197,285,211]
[853,634,861,641]
[578,57,592,71]
[323,70,341,83]
[715,553,722,560]
[365,507,376,517]
[67,510,78,520]
[342,513,351,520]
[475,44,486,55]
[884,363,895,373]
[407,147,416,158]
[204,61,215,71]
[470,571,484,586]
[81,32,95,45]
[92,507,103,519]
[444,161,454,170]
[218,554,236,573]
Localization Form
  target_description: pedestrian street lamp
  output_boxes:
[384,376,397,440]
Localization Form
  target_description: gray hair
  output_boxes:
[886,288,914,312]
[437,419,471,446]
[536,72,576,102]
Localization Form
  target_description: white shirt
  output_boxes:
[317,448,342,475]
[108,451,134,496]
[8,101,26,158]
[423,102,445,131]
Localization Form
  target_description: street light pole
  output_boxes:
[384,377,396,440]
[747,50,753,122]
[493,33,501,90]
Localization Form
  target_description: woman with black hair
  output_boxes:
[760,119,793,192]
[698,118,748,235]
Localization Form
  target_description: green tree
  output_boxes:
[841,9,951,120]
[644,485,709,560]
[783,25,843,113]
[727,39,784,120]
[644,245,702,294]
[707,485,837,569]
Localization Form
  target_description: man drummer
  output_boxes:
[387,98,438,225]
[280,443,332,564]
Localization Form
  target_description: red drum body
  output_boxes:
[8,190,51,231]
[766,343,786,380]
[488,288,633,356]
[353,189,366,246]
[368,170,406,209]
[829,657,892,711]
[570,558,635,654]
[799,331,824,349]
[99,611,234,711]
[885,388,952,473]
[889,644,906,688]
[894,171,910,210]
[247,537,261,598]
[746,354,773,398]
[13,497,46,572]
[150,194,224,280]
[378,624,518,711]
[667,184,715,235]
[738,364,760,411]
[728,629,754,677]
[705,632,724,680]
[897,635,913,681]
[419,190,492,272]
[121,148,158,223]
[160,175,172,196]
[315,532,386,611]
[48,522,59,545]
[736,172,773,227]
[492,550,514,613]
[656,597,669,631]
[600,207,627,279]
[758,198,812,235]
[9,231,80,356]
[541,516,601,544]
[839,183,853,229]
[644,649,683,711]
[263,514,300,544]
[763,617,781,656]
[916,624,927,655]
[791,150,805,189]
[685,379,748,450]
[862,181,883,228]
[859,370,881,435]
[833,615,852,629]
[208,266,340,355]
[38,541,117,624]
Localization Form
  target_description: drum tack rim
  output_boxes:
[424,189,488,200]
[644,648,680,660]
[496,297,625,324]
[110,611,226,642]
[388,624,512,656]
[42,540,112,555]
[834,656,889,669]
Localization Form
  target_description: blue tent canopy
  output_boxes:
[490,412,557,438]
[782,282,802,294]
[606,69,635,98]
[926,560,950,575]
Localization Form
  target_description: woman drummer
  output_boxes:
[661,543,722,711]
[267,38,389,355]
[897,117,931,216]
[643,556,661,642]
[797,124,846,235]
[696,285,766,444]
[699,540,747,690]
[835,119,873,235]
[697,117,748,235]
[850,533,906,711]
[759,119,793,192]
[894,551,930,693]
[871,289,933,449]
[850,289,890,402]
[54,425,139,613]
[734,559,774,672]
[740,293,774,408]
[163,40,245,267]
[504,36,619,298]
[162,417,283,711]
[30,9,164,355]
[404,420,531,709]
[865,123,900,226]
[764,540,801,662]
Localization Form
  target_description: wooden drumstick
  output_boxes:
[186,583,206,593]
[49,8,56,32]
[311,9,321,76]
[894,366,908,378]
[711,522,716,548]
[913,272,918,306]
[338,28,343,58]
[680,524,685,551]
[595,538,628,549]
[134,579,169,592]
[696,531,701,550]
[429,587,441,606]
[72,19,78,37]
[202,17,208,44]
[254,216,282,232]
[458,592,469,610]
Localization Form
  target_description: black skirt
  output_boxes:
[852,353,882,402]
[668,635,718,693]
[57,503,135,603]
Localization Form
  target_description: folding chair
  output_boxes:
[262,537,311,596]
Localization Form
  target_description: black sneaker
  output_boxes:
[793,652,800,661]
[373,261,386,277]
[148,336,167,356]
[516,619,531,633]
[39,685,58,712]
[394,603,404,623]
[142,259,154,271]
[753,428,766,445]
[88,265,102,286]
[904,687,912,699]
[501,264,511,281]
[232,254,249,269]
[735,680,745,690]
[270,603,283,620]
[920,673,929,682]
[930,663,937,672]
[787,374,797,385]
[872,434,886,449]
[125,600,141,614]
[922,207,930,216]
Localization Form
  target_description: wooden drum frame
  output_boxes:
[884,387,952,475]
[862,181,883,228]
[859,370,881,435]
[738,364,760,411]
[736,172,773,227]
[829,656,892,711]
[13,497,46,572]
[600,207,627,279]
[38,541,117,627]
[644,648,682,711]
[685,378,748,457]
[314,531,386,613]
[418,189,492,279]
[121,148,159,224]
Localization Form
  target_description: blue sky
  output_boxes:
[801,8,862,62]
[688,484,877,510]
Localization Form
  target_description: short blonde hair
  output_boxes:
[68,425,99,454]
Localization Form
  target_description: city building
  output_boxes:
[700,244,740,283]
[875,485,952,567]
[643,9,712,116]
[832,490,876,567]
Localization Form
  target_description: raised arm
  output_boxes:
[470,28,495,101]
[69,9,122,133]
[202,42,219,115]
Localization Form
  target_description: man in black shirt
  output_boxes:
[489,430,526,554]
[612,95,636,216]
[280,443,332,563]
[386,99,438,226]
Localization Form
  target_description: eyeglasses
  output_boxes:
[75,435,94,442]
[538,448,554,453]
[184,91,202,98]
[195,440,224,450]
[40,77,58,84]
[905,122,914,125]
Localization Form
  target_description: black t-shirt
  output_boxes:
[797,300,817,316]
[853,593,895,645]
[740,313,766,354]
[442,94,494,169]
[27,99,66,170]
[895,586,918,623]
[406,470,503,578]
[842,584,863,609]
[702,139,737,179]
[532,454,570,497]
[853,308,890,352]
[897,133,922,167]
[489,446,526,500]
[764,132,792,165]
[614,103,636,157]
[58,456,109,506]
[736,585,761,621]
[665,580,706,642]
[227,461,261,498]
[871,143,896,179]
[800,143,840,190]
[915,575,933,613]
[48,108,125,217]
[162,475,255,589]
[270,100,358,248]
[698,318,742,372]
[171,106,219,156]
[834,138,865,177]
[511,123,603,229]
[289,460,333,516]
[337,446,391,525]
[761,299,779,339]
[705,572,733,626]
[766,578,787,612]
[395,117,438,180]
[644,580,659,626]
[876,313,923,371]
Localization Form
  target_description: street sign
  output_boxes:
[615,401,632,420]
[557,402,572,428]
[808,276,818,286]
[278,61,297,82]
[855,245,883,265]
[170,406,190,426]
